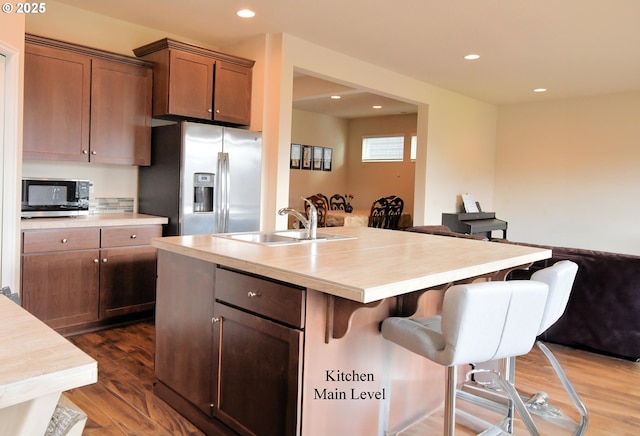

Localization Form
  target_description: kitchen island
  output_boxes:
[152,226,551,436]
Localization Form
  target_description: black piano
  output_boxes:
[442,212,507,240]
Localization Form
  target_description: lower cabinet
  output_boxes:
[154,254,305,436]
[21,224,161,333]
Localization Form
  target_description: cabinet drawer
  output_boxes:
[101,225,162,247]
[23,228,100,253]
[216,268,305,329]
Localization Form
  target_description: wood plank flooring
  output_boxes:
[66,320,639,435]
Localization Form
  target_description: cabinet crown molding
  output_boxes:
[25,34,153,68]
[133,38,255,68]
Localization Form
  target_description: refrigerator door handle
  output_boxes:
[215,152,225,233]
[223,152,231,233]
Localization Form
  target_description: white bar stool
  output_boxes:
[381,280,549,435]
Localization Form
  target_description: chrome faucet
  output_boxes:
[278,197,317,240]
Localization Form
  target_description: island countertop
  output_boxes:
[152,226,551,303]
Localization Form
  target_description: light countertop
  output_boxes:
[0,297,97,409]
[21,213,168,230]
[152,226,551,303]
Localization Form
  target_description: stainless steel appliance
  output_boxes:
[138,122,262,236]
[21,178,90,218]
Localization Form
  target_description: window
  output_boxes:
[410,135,417,161]
[361,135,404,162]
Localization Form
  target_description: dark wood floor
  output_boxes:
[66,320,640,435]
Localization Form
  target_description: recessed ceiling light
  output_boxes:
[330,95,341,100]
[464,54,480,60]
[236,9,255,18]
[533,88,547,93]
[372,105,382,109]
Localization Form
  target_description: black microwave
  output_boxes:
[21,178,91,218]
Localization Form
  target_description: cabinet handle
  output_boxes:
[94,258,99,263]
[208,108,213,113]
[130,234,137,239]
[91,151,97,155]
[212,317,220,323]
[216,109,221,114]
[102,258,108,263]
[247,291,260,298]
[82,150,88,155]
[61,238,68,243]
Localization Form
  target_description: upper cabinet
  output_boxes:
[133,38,254,126]
[23,34,153,166]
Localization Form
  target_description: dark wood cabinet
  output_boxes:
[90,58,152,165]
[99,225,161,319]
[133,38,254,126]
[154,259,305,436]
[213,303,302,436]
[23,34,153,165]
[21,224,161,333]
[23,42,91,162]
[154,250,216,417]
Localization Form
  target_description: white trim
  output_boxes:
[0,40,21,293]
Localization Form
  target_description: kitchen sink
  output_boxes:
[216,230,355,246]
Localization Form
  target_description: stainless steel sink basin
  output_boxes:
[217,230,354,246]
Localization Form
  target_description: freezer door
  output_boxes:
[181,123,223,235]
[223,128,262,233]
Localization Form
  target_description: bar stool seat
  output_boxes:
[381,280,549,435]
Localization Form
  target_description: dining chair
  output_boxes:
[329,194,346,211]
[368,197,388,228]
[381,280,549,435]
[315,193,329,210]
[385,195,404,229]
[305,194,328,227]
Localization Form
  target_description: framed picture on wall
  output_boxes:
[323,147,333,171]
[290,143,301,169]
[302,145,312,170]
[313,146,324,170]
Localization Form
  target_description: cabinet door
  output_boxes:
[213,61,252,126]
[213,303,302,436]
[90,59,153,165]
[155,251,216,416]
[167,49,215,119]
[22,250,100,329]
[23,43,91,161]
[99,245,157,319]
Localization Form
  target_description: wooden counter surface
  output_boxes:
[152,226,551,303]
[20,213,168,230]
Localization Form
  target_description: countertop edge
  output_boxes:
[21,213,169,230]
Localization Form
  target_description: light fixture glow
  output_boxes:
[464,54,480,60]
[533,88,547,93]
[330,95,341,100]
[372,105,382,109]
[236,9,255,18]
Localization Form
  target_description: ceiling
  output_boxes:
[55,0,640,119]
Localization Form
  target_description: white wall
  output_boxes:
[290,109,349,212]
[495,91,640,255]
[0,13,25,292]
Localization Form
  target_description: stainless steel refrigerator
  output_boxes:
[138,121,262,236]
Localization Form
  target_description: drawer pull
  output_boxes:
[130,234,137,239]
[94,258,99,263]
[61,238,68,244]
[102,258,108,263]
[212,317,220,324]
[247,291,260,298]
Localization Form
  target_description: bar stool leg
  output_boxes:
[445,365,458,436]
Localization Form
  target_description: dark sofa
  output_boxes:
[497,240,640,362]
[407,226,640,361]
